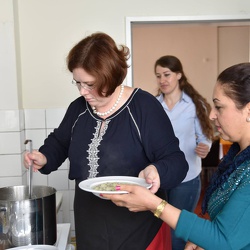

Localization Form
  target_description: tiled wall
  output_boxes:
[0,108,75,237]
[0,110,25,186]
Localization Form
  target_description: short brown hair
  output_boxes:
[67,32,130,97]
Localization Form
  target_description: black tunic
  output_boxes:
[39,88,188,249]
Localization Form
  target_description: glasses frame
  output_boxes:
[72,79,95,91]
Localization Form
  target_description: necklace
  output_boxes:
[92,85,124,116]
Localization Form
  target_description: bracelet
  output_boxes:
[154,200,167,218]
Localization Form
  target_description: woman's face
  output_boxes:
[72,68,108,108]
[209,83,248,143]
[155,66,181,95]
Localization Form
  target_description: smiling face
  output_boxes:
[155,65,181,95]
[210,82,249,146]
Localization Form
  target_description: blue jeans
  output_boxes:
[166,174,201,250]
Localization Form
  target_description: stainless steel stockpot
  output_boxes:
[0,185,57,249]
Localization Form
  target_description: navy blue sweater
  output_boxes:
[40,88,188,189]
[39,88,188,249]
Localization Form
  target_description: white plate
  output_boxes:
[79,176,152,199]
[11,245,58,250]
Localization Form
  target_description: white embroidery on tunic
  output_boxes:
[87,120,110,178]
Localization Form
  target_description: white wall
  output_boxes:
[0,1,20,110]
[9,0,250,108]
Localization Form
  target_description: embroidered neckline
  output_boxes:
[87,120,110,178]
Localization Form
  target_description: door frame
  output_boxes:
[125,15,250,86]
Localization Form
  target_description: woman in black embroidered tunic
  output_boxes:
[24,32,188,250]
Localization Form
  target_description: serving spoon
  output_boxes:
[24,139,33,199]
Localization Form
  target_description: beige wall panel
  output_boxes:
[218,26,250,73]
[132,24,218,104]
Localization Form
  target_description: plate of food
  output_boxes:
[79,176,152,199]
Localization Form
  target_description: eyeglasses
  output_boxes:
[72,79,95,91]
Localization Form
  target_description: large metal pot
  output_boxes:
[0,185,57,249]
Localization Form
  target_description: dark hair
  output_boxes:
[202,63,250,214]
[217,62,250,109]
[154,55,214,141]
[67,32,130,97]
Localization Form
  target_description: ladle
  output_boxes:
[24,139,33,199]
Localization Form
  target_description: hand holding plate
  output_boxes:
[139,164,160,194]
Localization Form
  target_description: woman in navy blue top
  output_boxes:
[24,32,188,250]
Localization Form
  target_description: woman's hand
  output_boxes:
[102,184,161,213]
[195,143,210,159]
[24,150,47,172]
[139,164,160,193]
[185,241,204,250]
